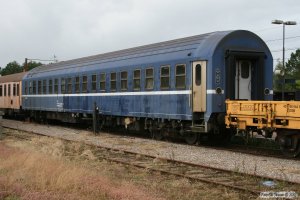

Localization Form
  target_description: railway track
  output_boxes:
[1,125,300,198]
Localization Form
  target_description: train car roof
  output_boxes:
[0,72,27,83]
[25,30,271,78]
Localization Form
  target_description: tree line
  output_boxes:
[0,61,42,76]
[273,49,300,91]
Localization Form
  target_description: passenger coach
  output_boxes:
[22,30,273,143]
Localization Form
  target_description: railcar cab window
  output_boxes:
[82,75,87,93]
[91,74,97,92]
[175,64,186,89]
[160,65,170,89]
[0,85,2,96]
[121,71,128,91]
[54,79,59,94]
[99,73,106,91]
[196,64,201,86]
[67,78,72,94]
[48,79,53,94]
[133,69,141,90]
[75,76,80,93]
[145,68,154,90]
[61,78,66,94]
[110,72,116,91]
[43,80,46,94]
[241,61,250,79]
[4,84,6,96]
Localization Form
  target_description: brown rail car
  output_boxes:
[0,72,27,115]
[226,100,300,157]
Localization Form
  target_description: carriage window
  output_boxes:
[54,79,58,94]
[160,66,170,89]
[133,69,141,90]
[24,82,27,95]
[82,75,87,93]
[67,78,72,94]
[7,84,10,96]
[48,79,53,94]
[13,84,16,96]
[38,80,42,94]
[17,84,20,96]
[110,72,116,91]
[0,85,2,97]
[29,81,32,95]
[43,80,46,94]
[241,61,250,79]
[121,71,127,91]
[100,73,106,91]
[176,64,186,89]
[7,84,11,96]
[4,84,6,96]
[61,78,66,94]
[33,81,36,94]
[145,68,154,90]
[195,64,201,86]
[92,74,97,92]
[75,76,80,93]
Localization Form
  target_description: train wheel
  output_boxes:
[278,134,300,158]
[153,129,164,140]
[184,132,198,145]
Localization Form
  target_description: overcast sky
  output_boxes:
[0,0,299,69]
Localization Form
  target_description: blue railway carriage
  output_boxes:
[22,30,273,143]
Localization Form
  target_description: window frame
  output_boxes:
[61,78,66,94]
[75,76,80,93]
[54,79,59,94]
[133,69,141,91]
[145,67,154,90]
[99,73,106,92]
[42,80,47,94]
[67,77,72,94]
[175,64,186,89]
[13,83,16,96]
[160,65,170,89]
[120,71,128,91]
[110,72,117,92]
[91,74,97,93]
[82,75,87,93]
[48,79,53,94]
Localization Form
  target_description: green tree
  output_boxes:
[0,61,23,76]
[23,61,43,71]
[286,49,300,82]
[273,59,283,92]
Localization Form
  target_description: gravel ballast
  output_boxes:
[1,119,300,184]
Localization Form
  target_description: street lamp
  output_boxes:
[272,19,297,100]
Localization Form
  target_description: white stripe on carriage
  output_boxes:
[22,90,191,97]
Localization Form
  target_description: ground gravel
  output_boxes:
[1,119,300,183]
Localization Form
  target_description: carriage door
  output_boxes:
[192,61,206,112]
[235,60,251,100]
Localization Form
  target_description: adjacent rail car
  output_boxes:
[226,100,300,157]
[22,30,273,143]
[0,72,27,115]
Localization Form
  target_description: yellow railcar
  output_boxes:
[0,72,27,115]
[226,100,300,157]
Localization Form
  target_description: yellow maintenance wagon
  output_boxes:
[226,100,300,157]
